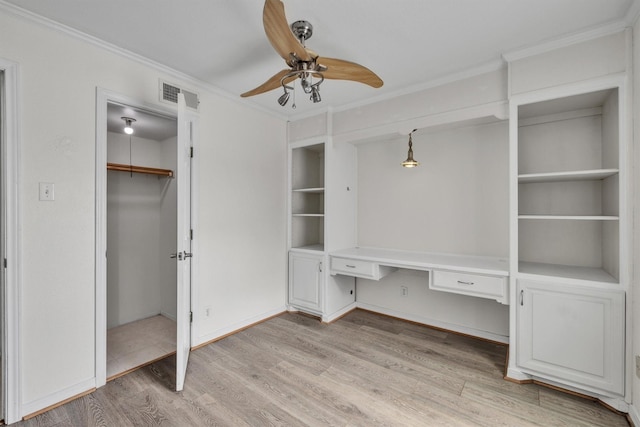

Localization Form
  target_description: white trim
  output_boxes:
[188,115,200,346]
[95,88,180,388]
[629,404,640,426]
[0,57,21,425]
[322,302,356,323]
[21,379,94,418]
[624,0,640,26]
[331,100,508,145]
[195,306,287,347]
[0,0,288,122]
[502,23,627,63]
[355,302,509,344]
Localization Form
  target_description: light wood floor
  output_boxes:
[16,310,629,426]
[107,315,176,380]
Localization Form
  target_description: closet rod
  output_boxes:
[107,162,174,178]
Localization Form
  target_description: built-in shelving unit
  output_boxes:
[290,143,325,251]
[513,81,626,396]
[516,88,620,283]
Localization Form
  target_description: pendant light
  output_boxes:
[121,117,136,135]
[401,129,419,168]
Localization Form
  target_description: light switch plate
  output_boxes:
[39,182,54,201]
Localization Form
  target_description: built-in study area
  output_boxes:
[287,29,631,411]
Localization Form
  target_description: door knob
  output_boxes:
[170,253,177,259]
[183,252,193,258]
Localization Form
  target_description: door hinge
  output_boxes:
[190,147,194,158]
[190,311,193,323]
[190,229,193,240]
[3,258,6,268]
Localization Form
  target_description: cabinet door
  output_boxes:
[517,279,625,394]
[289,252,323,312]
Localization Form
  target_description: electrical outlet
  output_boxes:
[401,286,408,297]
[204,306,211,317]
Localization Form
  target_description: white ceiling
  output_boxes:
[5,0,638,119]
[107,103,177,141]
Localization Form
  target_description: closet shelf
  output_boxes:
[292,213,324,217]
[107,163,174,178]
[292,187,325,193]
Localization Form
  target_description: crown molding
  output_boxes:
[0,0,289,122]
[502,20,628,63]
[329,58,506,116]
[624,0,640,25]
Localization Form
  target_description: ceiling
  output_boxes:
[4,0,638,119]
[107,103,177,141]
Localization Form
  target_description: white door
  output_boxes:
[175,93,192,391]
[289,252,323,313]
[517,279,625,394]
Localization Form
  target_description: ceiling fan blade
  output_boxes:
[318,57,383,88]
[241,69,296,97]
[263,0,311,62]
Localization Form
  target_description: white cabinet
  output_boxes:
[289,252,323,314]
[510,77,629,398]
[517,279,625,394]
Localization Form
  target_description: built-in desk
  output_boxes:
[330,247,509,304]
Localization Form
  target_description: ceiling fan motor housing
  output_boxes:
[291,20,313,42]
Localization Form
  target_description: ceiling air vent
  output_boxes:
[159,80,200,111]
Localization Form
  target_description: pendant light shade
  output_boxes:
[401,129,419,168]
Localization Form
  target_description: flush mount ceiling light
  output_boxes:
[401,129,419,168]
[240,0,383,107]
[121,117,136,135]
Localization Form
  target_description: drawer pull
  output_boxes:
[457,280,474,286]
[346,265,357,268]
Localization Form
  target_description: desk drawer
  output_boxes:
[431,270,506,302]
[331,257,395,280]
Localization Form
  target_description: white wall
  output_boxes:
[355,120,510,338]
[0,8,286,415]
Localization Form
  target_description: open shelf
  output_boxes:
[293,187,325,193]
[518,168,618,183]
[519,261,618,284]
[518,215,618,220]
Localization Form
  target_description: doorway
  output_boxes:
[105,102,178,379]
[96,89,195,391]
[0,58,20,424]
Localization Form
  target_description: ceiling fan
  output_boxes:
[241,0,383,107]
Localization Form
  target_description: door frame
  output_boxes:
[0,58,21,424]
[95,88,198,387]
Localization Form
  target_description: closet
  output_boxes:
[106,103,178,379]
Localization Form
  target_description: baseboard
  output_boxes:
[628,403,639,426]
[193,306,287,349]
[21,378,95,420]
[322,302,357,323]
[356,302,509,344]
[160,310,176,322]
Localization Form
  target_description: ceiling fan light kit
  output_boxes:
[241,0,383,107]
